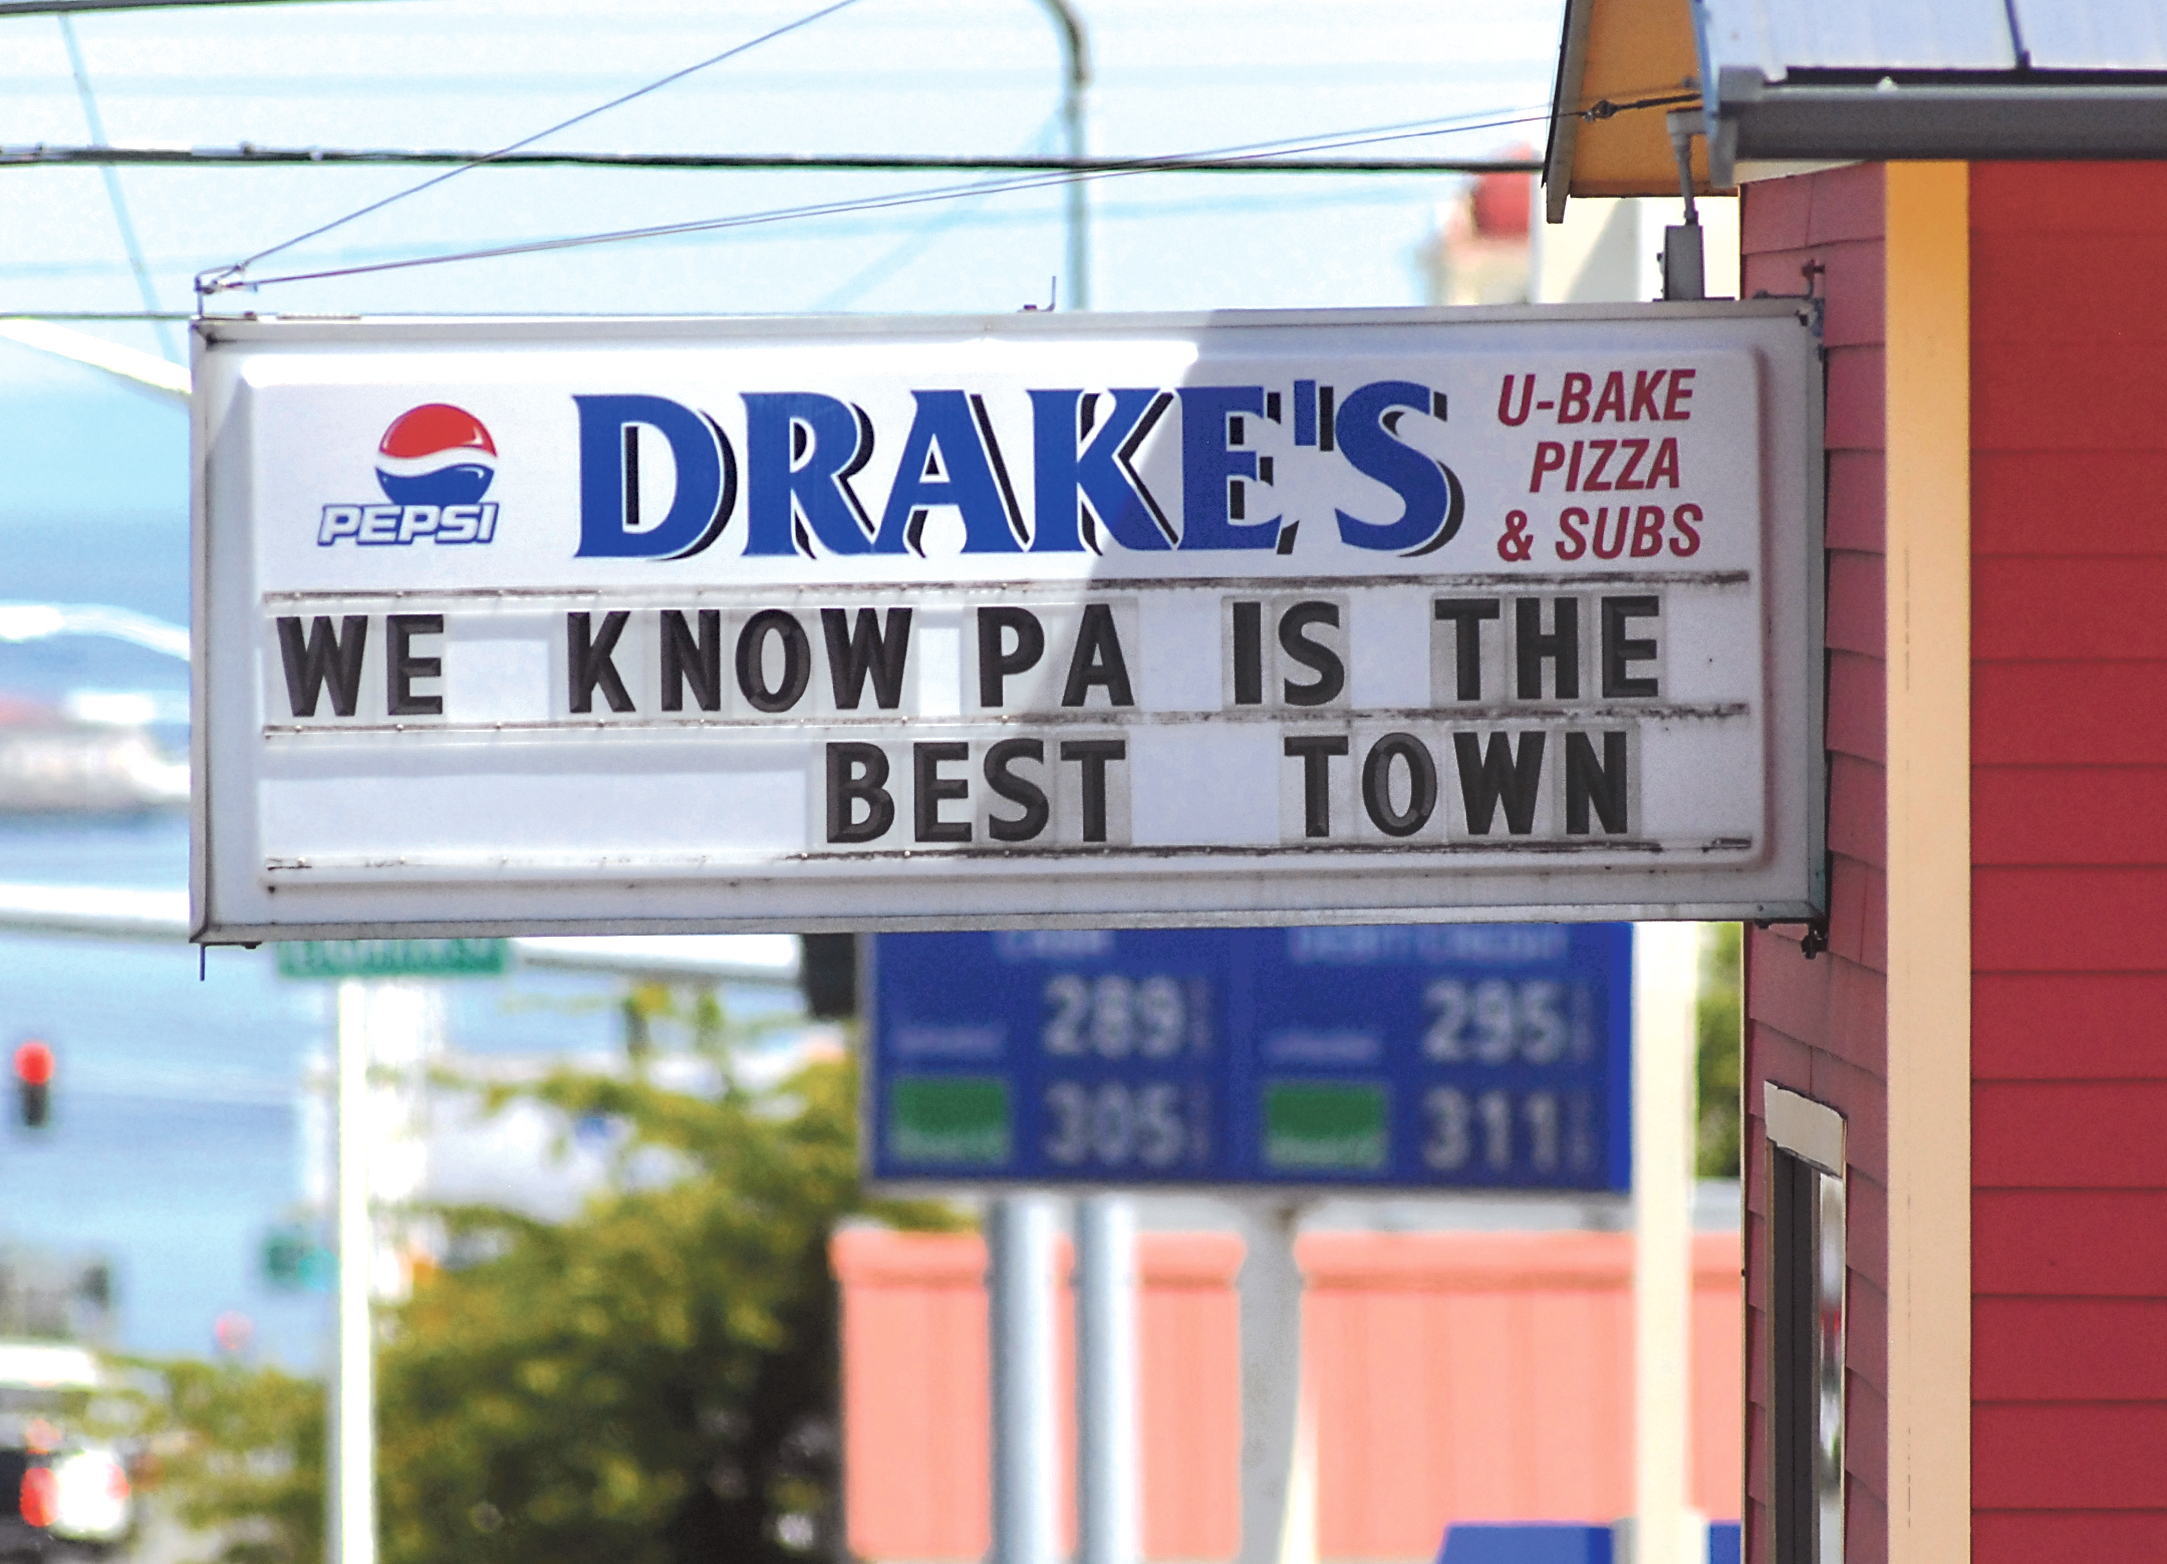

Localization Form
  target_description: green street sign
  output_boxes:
[261,1225,335,1291]
[275,938,509,981]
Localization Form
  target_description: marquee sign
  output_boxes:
[191,305,1822,940]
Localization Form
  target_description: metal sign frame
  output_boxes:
[192,303,1823,941]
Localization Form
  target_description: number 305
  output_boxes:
[1044,1081,1189,1168]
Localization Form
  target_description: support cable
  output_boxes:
[197,0,866,294]
[202,104,1563,296]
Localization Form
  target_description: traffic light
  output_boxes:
[799,934,859,1020]
[13,1040,52,1129]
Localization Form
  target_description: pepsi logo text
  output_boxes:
[318,403,503,547]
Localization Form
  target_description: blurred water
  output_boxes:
[0,356,659,1369]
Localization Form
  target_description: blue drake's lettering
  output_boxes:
[1333,380,1464,555]
[317,403,502,547]
[743,392,875,557]
[1029,388,1174,553]
[1177,384,1281,551]
[874,390,1027,555]
[564,380,1465,560]
[575,394,736,559]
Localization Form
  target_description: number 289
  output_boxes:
[1043,973,1188,1058]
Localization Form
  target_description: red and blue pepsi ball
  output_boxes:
[374,403,497,507]
[317,403,502,547]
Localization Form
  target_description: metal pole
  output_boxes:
[332,981,377,1564]
[1631,923,1702,1564]
[1030,0,1090,309]
[1076,1195,1139,1564]
[1238,1200,1314,1564]
[988,1195,1059,1564]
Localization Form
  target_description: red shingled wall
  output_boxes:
[1738,163,1890,1564]
[1968,160,2167,1561]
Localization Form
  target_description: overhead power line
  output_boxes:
[8,144,1543,176]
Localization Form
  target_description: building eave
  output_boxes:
[1708,69,2167,182]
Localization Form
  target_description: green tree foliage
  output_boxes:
[1696,922,1744,1177]
[118,1358,325,1564]
[378,1051,897,1564]
[125,1032,948,1564]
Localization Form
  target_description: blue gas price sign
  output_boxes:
[866,924,1630,1192]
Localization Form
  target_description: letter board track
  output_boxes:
[866,925,1632,1193]
[192,304,1822,940]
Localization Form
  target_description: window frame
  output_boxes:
[1764,1082,1847,1564]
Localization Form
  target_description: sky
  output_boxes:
[0,0,1566,346]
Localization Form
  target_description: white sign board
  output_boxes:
[192,305,1822,940]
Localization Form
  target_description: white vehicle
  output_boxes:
[0,1344,132,1561]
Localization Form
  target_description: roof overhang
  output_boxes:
[1705,69,2167,183]
[1547,0,2167,213]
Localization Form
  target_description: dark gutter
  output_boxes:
[1710,68,2167,182]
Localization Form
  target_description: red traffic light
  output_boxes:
[14,1041,52,1129]
[13,1042,52,1087]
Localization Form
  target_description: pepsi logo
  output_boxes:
[375,403,497,506]
[318,402,503,546]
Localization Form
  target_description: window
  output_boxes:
[1765,1083,1846,1564]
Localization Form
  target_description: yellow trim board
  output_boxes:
[1883,160,1972,1564]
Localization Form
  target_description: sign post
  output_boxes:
[193,305,1821,942]
[988,1195,1061,1564]
[332,982,377,1564]
[1631,923,1704,1564]
[1238,1199,1313,1564]
[870,923,1634,1562]
[1075,1193,1139,1564]
[281,944,504,1564]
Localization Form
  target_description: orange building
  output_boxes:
[834,1227,1743,1562]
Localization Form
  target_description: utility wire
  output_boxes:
[0,177,1517,303]
[12,145,1544,175]
[56,14,176,359]
[206,103,1562,296]
[0,0,411,14]
[201,0,866,291]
